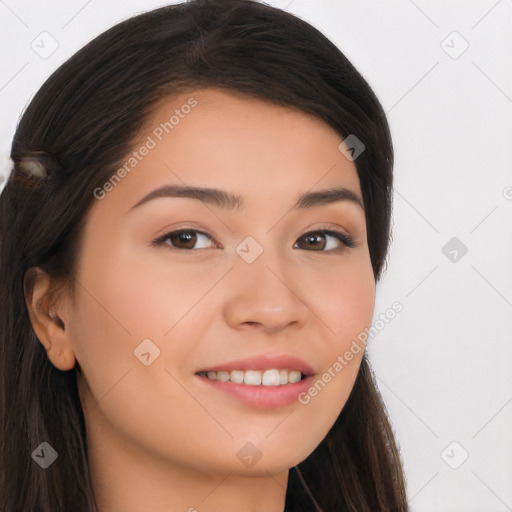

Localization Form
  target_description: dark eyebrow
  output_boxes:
[128,185,364,213]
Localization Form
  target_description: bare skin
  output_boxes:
[26,88,375,512]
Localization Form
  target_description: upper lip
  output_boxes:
[196,353,315,376]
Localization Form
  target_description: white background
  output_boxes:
[1,1,511,510]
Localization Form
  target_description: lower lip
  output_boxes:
[196,374,314,409]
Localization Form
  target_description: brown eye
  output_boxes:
[169,231,197,249]
[294,230,355,251]
[152,229,217,250]
[299,233,327,250]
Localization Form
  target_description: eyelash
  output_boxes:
[151,228,356,252]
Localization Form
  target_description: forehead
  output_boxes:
[91,87,363,219]
[140,88,358,181]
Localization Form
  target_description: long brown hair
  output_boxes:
[0,1,408,510]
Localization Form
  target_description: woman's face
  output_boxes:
[66,88,375,475]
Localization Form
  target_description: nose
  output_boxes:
[223,249,310,334]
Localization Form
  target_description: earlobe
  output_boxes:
[47,343,76,371]
[24,266,77,371]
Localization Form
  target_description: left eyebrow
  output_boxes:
[127,184,364,213]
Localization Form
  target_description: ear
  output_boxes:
[24,266,76,371]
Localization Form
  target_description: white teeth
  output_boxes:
[217,371,230,382]
[262,369,280,386]
[288,370,302,383]
[244,370,261,386]
[201,368,305,385]
[230,370,244,384]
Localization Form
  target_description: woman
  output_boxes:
[0,1,408,510]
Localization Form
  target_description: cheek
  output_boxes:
[290,254,375,441]
[67,242,218,422]
[301,252,376,344]
[67,276,135,410]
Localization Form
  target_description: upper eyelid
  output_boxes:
[154,220,354,238]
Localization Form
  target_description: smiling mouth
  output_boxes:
[196,368,307,386]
